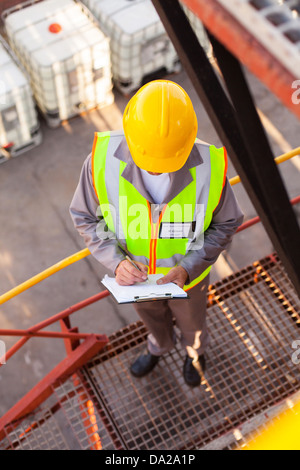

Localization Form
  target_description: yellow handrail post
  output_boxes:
[0,248,90,305]
[229,146,300,186]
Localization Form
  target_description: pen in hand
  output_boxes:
[126,256,148,280]
[116,245,148,284]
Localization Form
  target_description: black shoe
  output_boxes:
[183,355,205,387]
[130,350,160,378]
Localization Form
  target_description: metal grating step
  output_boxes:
[1,254,299,450]
[0,372,118,450]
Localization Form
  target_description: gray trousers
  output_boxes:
[134,275,210,359]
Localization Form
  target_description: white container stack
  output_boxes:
[81,0,181,95]
[2,0,114,128]
[0,39,41,164]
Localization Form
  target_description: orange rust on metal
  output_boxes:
[180,0,300,120]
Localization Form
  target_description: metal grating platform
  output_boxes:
[1,254,299,450]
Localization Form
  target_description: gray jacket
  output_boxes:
[70,134,244,285]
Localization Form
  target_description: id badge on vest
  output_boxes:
[159,221,196,239]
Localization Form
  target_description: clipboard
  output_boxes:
[134,292,173,303]
[101,274,189,304]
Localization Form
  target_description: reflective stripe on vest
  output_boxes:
[92,131,228,290]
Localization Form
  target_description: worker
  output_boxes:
[70,80,243,387]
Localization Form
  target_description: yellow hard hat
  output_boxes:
[123,80,198,173]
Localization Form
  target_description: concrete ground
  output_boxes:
[0,68,299,417]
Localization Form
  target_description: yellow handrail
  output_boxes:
[229,146,300,186]
[0,248,90,305]
[0,147,299,306]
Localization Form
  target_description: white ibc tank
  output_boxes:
[0,39,41,164]
[3,0,114,127]
[82,0,181,94]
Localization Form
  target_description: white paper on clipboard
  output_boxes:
[101,274,188,304]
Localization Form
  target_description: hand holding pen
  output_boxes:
[115,250,148,286]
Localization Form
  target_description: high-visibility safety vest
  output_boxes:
[92,131,228,291]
